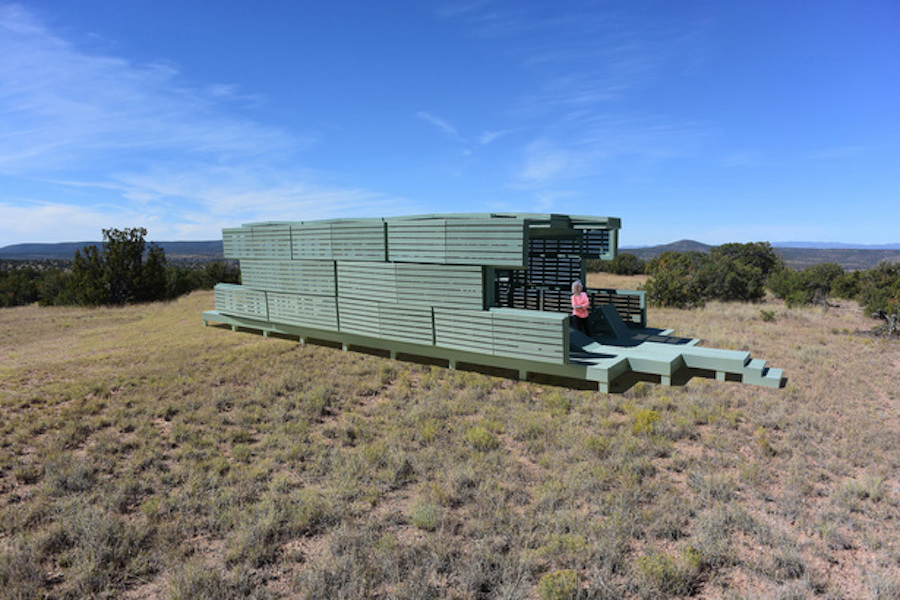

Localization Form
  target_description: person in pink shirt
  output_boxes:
[571,279,591,336]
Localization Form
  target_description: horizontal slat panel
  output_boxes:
[248,225,292,260]
[331,221,386,261]
[337,297,379,336]
[491,310,567,363]
[291,223,333,260]
[445,220,525,267]
[395,264,484,309]
[378,303,434,344]
[214,284,268,320]
[337,262,398,302]
[387,221,447,263]
[222,228,253,259]
[240,259,336,295]
[434,308,493,353]
[267,292,338,331]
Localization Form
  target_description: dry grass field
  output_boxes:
[1,279,898,599]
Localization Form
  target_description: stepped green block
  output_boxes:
[679,346,752,372]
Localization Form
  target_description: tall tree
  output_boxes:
[69,227,168,305]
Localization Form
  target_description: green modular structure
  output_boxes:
[202,213,784,392]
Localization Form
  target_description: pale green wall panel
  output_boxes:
[214,283,268,320]
[240,259,336,296]
[268,292,338,330]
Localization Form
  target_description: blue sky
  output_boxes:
[1,1,898,248]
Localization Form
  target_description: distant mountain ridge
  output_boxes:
[0,240,223,260]
[621,240,900,270]
[3,239,899,270]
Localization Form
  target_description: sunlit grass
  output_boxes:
[1,286,898,598]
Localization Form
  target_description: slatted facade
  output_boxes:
[292,220,386,261]
[433,308,568,364]
[240,259,336,296]
[338,298,434,345]
[214,284,268,320]
[214,213,624,368]
[207,213,785,391]
[387,218,526,267]
[267,292,338,330]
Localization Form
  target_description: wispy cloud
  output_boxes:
[416,111,466,143]
[0,4,409,245]
[0,7,296,173]
[478,128,519,145]
[436,2,714,203]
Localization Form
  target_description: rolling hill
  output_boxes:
[0,240,223,261]
[622,240,900,270]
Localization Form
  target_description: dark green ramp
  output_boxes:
[597,304,631,340]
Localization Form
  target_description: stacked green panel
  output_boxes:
[444,219,526,266]
[337,262,484,310]
[214,284,268,320]
[222,227,253,259]
[338,298,433,345]
[432,308,495,355]
[491,308,569,364]
[433,307,568,364]
[290,222,333,260]
[331,220,387,261]
[396,264,483,310]
[240,259,336,295]
[291,219,386,261]
[385,219,448,263]
[337,262,398,303]
[268,292,338,330]
[386,218,526,267]
[222,224,293,260]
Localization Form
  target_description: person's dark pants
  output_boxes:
[574,315,591,336]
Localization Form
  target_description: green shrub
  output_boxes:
[711,242,782,278]
[465,425,499,451]
[537,569,580,600]
[408,499,440,531]
[767,262,845,307]
[856,261,900,314]
[631,409,661,435]
[590,252,646,275]
[644,251,708,308]
[636,546,704,597]
[644,245,770,307]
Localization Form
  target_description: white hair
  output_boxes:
[571,280,583,294]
